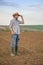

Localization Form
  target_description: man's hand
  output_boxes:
[10,28,16,34]
[11,31,16,35]
[20,15,23,18]
[11,31,14,34]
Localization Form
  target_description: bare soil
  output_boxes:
[0,32,43,65]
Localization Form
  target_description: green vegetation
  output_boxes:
[0,25,43,32]
[20,25,43,30]
[20,25,43,32]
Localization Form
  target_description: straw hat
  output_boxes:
[12,12,20,17]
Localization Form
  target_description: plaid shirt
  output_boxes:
[9,19,21,34]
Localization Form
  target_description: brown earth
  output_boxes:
[0,31,43,65]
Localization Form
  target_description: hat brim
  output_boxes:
[12,13,20,17]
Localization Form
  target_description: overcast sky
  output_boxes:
[0,0,43,25]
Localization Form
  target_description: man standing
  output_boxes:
[9,12,24,56]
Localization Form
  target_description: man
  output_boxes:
[9,12,24,56]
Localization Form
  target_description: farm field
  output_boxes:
[0,31,43,65]
[0,25,43,32]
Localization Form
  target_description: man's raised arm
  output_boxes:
[20,15,24,24]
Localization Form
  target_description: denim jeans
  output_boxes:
[11,34,20,54]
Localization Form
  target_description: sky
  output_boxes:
[0,0,43,25]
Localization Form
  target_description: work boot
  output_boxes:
[15,45,18,55]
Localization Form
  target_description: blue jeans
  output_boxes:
[11,34,20,54]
